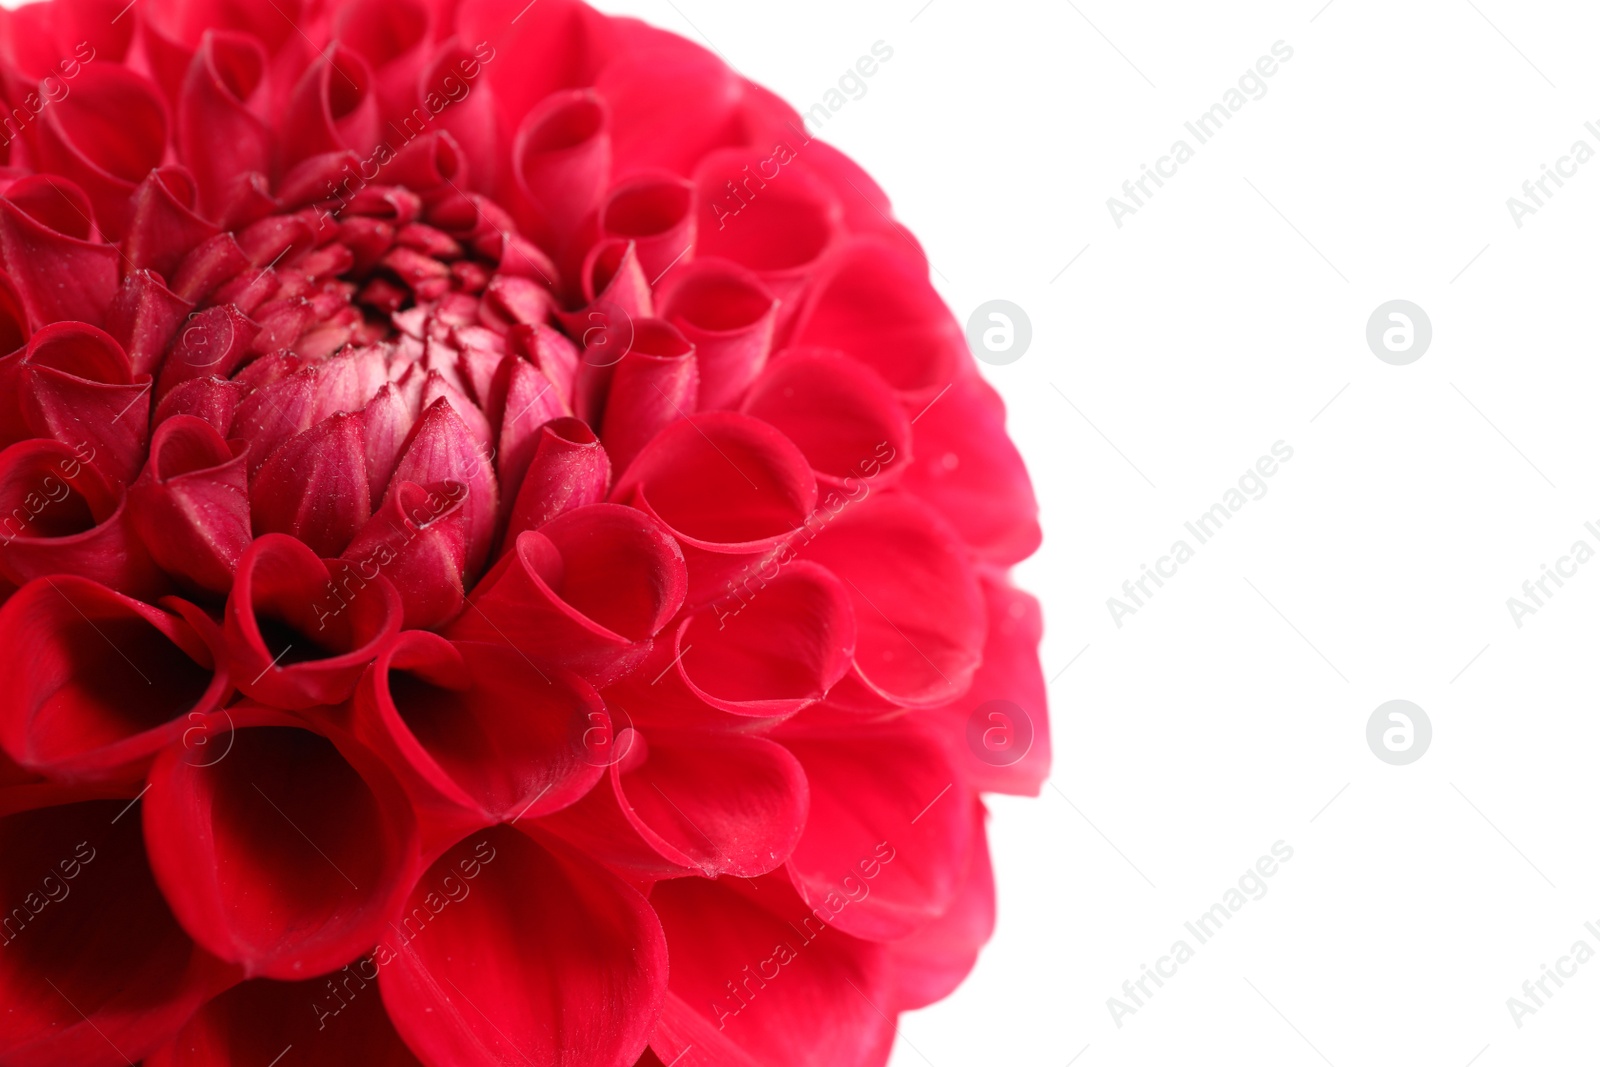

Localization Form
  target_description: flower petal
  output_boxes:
[657,257,776,412]
[378,825,667,1067]
[448,502,685,686]
[601,171,694,285]
[0,437,167,599]
[610,411,816,606]
[0,798,237,1067]
[782,726,972,942]
[142,710,421,979]
[107,269,195,380]
[174,29,272,217]
[33,63,168,238]
[740,348,911,492]
[14,321,151,483]
[611,559,854,730]
[221,533,402,709]
[925,574,1050,796]
[0,175,120,329]
[789,235,967,406]
[146,973,424,1067]
[542,730,808,879]
[691,146,842,328]
[884,798,995,1010]
[599,317,698,474]
[251,411,372,557]
[647,876,894,1067]
[0,575,227,785]
[341,479,470,630]
[503,415,611,541]
[128,414,252,596]
[511,88,610,254]
[797,491,983,709]
[281,43,379,168]
[124,167,222,281]
[352,631,604,834]
[388,395,499,578]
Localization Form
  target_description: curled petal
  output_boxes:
[0,438,167,598]
[352,631,603,835]
[378,825,667,1067]
[783,726,972,942]
[276,149,362,211]
[900,373,1041,566]
[14,321,150,483]
[612,559,855,730]
[0,798,238,1067]
[281,43,379,169]
[601,171,695,285]
[926,575,1050,796]
[447,502,686,685]
[124,167,222,280]
[692,146,842,326]
[341,479,469,630]
[457,0,610,121]
[107,269,194,380]
[798,491,984,709]
[657,257,776,411]
[222,533,402,709]
[142,709,421,979]
[336,0,431,125]
[504,415,610,543]
[599,317,697,475]
[417,37,498,191]
[157,302,259,401]
[511,88,610,252]
[647,876,893,1067]
[491,356,566,517]
[885,798,996,1010]
[597,32,741,177]
[0,267,28,353]
[128,414,251,596]
[170,231,251,304]
[542,731,809,879]
[610,411,816,605]
[0,175,120,329]
[789,235,967,405]
[741,348,911,491]
[579,236,651,318]
[176,30,272,218]
[0,575,227,784]
[33,63,168,238]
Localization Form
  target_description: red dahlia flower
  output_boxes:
[0,0,1047,1064]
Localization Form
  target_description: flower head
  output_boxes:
[0,1,1046,1065]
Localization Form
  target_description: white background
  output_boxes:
[591,1,1600,1065]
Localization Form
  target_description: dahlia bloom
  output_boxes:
[0,0,1046,1064]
